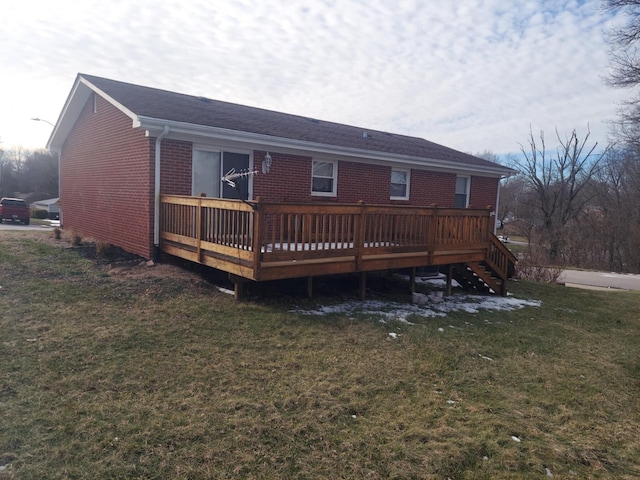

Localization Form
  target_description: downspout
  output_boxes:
[153,125,170,262]
[56,150,62,226]
[494,177,502,234]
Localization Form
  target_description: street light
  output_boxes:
[31,117,55,127]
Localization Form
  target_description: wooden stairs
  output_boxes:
[446,234,518,296]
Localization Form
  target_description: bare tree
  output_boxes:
[604,0,640,145]
[513,127,610,261]
[594,148,640,271]
[604,0,640,88]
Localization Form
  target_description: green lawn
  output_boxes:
[1,231,639,479]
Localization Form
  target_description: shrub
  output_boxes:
[95,241,113,259]
[30,209,49,219]
[71,231,82,246]
[516,249,563,283]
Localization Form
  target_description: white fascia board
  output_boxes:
[79,77,139,122]
[136,116,514,178]
[47,76,140,152]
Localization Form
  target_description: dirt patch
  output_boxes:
[26,229,208,283]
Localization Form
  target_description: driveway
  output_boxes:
[559,270,640,292]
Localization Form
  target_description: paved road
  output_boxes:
[559,270,640,291]
[0,222,54,231]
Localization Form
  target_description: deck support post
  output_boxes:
[445,264,453,296]
[410,267,416,294]
[307,276,313,299]
[359,272,367,300]
[229,274,246,301]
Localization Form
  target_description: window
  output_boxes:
[311,160,337,196]
[455,176,469,208]
[192,148,251,200]
[390,169,410,200]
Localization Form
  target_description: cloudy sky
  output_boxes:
[0,0,630,156]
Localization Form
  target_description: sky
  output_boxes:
[0,0,630,156]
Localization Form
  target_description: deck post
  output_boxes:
[410,267,416,294]
[355,200,365,270]
[428,206,438,265]
[445,264,453,296]
[252,198,263,281]
[307,276,313,299]
[196,195,204,262]
[359,272,367,300]
[230,274,246,300]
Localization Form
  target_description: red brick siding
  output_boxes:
[252,152,482,207]
[469,176,499,210]
[409,170,456,206]
[253,152,311,202]
[160,140,193,195]
[336,161,390,203]
[60,94,155,258]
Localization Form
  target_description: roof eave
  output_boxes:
[137,116,514,177]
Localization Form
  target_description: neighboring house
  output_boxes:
[47,74,516,296]
[30,197,60,219]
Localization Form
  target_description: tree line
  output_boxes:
[0,146,59,201]
[495,130,639,274]
[493,0,640,274]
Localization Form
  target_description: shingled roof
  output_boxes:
[50,73,512,175]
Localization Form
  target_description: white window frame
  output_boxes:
[390,168,410,200]
[455,175,470,208]
[311,159,338,197]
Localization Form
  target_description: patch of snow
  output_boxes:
[292,294,540,324]
[388,332,400,339]
[511,435,521,442]
[479,354,494,361]
[216,286,234,295]
[546,467,554,477]
[438,327,444,332]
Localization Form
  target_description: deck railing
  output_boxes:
[160,195,507,283]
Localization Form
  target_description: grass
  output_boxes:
[1,231,639,479]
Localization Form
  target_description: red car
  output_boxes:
[0,197,30,225]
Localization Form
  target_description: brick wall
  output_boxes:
[60,94,155,258]
[469,176,499,210]
[160,140,192,195]
[253,152,311,202]
[410,170,456,206]
[253,151,468,207]
[336,161,390,203]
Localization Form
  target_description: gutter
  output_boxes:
[153,125,170,262]
[134,116,516,178]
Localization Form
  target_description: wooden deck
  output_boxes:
[159,195,517,298]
